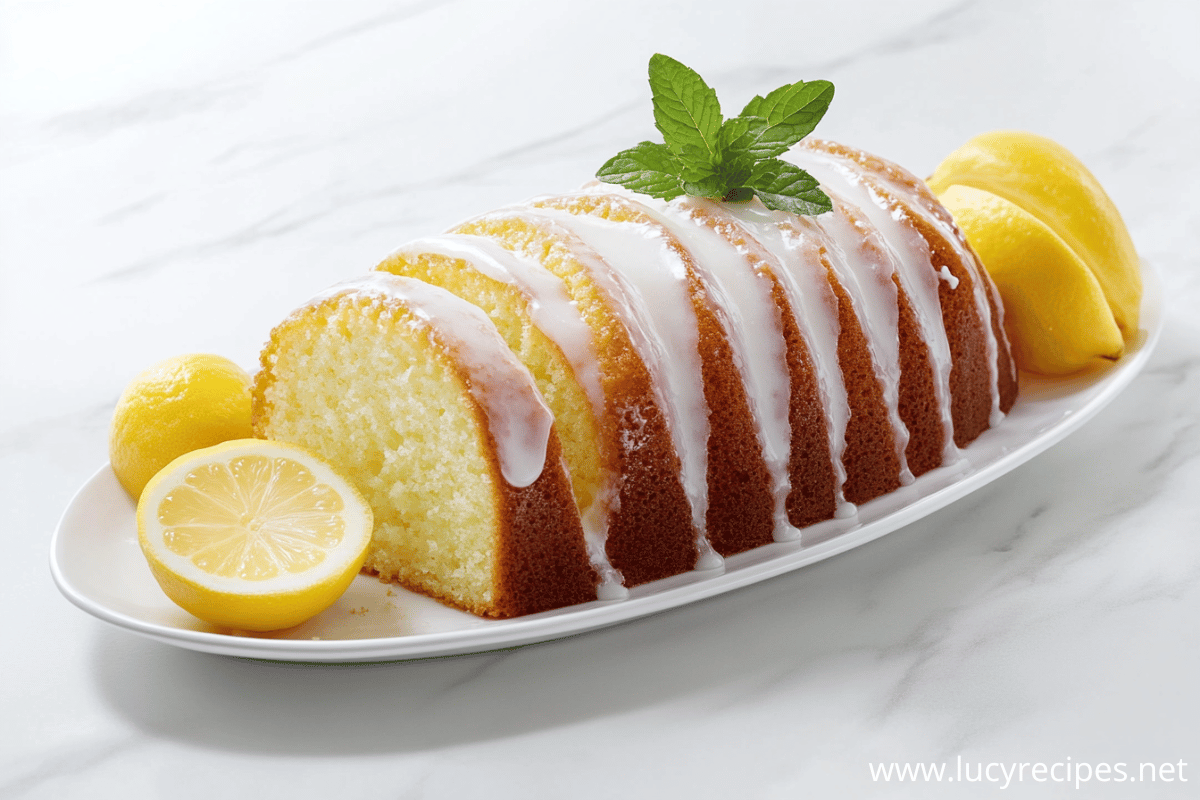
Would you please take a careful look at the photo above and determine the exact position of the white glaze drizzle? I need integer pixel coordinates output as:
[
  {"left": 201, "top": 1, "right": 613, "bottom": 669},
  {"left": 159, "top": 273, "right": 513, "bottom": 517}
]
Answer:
[
  {"left": 723, "top": 200, "right": 856, "bottom": 518},
  {"left": 305, "top": 273, "right": 553, "bottom": 489},
  {"left": 386, "top": 234, "right": 607, "bottom": 433},
  {"left": 938, "top": 266, "right": 960, "bottom": 289},
  {"left": 621, "top": 193, "right": 798, "bottom": 541},
  {"left": 794, "top": 193, "right": 915, "bottom": 484},
  {"left": 518, "top": 206, "right": 721, "bottom": 570},
  {"left": 854, "top": 160, "right": 1011, "bottom": 427},
  {"left": 788, "top": 145, "right": 963, "bottom": 464},
  {"left": 382, "top": 235, "right": 623, "bottom": 595}
]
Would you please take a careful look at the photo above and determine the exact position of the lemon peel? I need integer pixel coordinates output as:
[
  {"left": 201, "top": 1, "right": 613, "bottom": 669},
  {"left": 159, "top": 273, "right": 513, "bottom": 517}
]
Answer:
[
  {"left": 110, "top": 354, "right": 255, "bottom": 500},
  {"left": 137, "top": 439, "right": 373, "bottom": 631}
]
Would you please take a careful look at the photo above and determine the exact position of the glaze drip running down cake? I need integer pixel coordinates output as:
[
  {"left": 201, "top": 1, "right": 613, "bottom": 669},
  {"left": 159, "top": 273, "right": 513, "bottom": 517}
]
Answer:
[{"left": 252, "top": 140, "right": 1018, "bottom": 618}]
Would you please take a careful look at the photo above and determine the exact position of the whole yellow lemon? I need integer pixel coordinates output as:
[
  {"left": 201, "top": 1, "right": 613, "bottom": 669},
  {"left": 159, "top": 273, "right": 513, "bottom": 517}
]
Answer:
[{"left": 109, "top": 354, "right": 254, "bottom": 500}]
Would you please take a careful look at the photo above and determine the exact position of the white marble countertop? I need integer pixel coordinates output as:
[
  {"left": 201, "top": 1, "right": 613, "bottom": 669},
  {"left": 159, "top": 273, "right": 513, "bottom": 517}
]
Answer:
[{"left": 4, "top": 0, "right": 1199, "bottom": 796}]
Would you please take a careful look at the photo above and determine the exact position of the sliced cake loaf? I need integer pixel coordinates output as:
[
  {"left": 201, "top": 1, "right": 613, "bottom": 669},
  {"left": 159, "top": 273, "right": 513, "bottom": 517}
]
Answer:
[{"left": 253, "top": 138, "right": 1019, "bottom": 618}]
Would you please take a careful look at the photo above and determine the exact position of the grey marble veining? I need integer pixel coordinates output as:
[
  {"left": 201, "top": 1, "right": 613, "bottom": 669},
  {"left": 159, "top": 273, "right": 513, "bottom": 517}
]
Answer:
[{"left": 3, "top": 0, "right": 1199, "bottom": 796}]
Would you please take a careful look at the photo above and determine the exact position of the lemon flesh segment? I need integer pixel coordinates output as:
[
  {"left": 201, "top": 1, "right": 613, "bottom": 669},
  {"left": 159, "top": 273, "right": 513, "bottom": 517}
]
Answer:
[
  {"left": 137, "top": 439, "right": 374, "bottom": 631},
  {"left": 928, "top": 131, "right": 1141, "bottom": 337},
  {"left": 110, "top": 354, "right": 255, "bottom": 501},
  {"left": 940, "top": 185, "right": 1123, "bottom": 375}
]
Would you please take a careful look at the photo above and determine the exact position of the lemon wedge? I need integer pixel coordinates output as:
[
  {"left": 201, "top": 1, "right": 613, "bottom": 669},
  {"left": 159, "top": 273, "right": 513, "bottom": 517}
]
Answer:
[
  {"left": 110, "top": 354, "right": 255, "bottom": 501},
  {"left": 940, "top": 185, "right": 1123, "bottom": 375},
  {"left": 137, "top": 439, "right": 373, "bottom": 631},
  {"left": 928, "top": 130, "right": 1141, "bottom": 336}
]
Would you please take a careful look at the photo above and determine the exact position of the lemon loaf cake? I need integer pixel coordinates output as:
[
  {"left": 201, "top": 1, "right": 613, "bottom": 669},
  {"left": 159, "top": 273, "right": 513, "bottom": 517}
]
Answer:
[
  {"left": 256, "top": 138, "right": 1017, "bottom": 616},
  {"left": 252, "top": 273, "right": 598, "bottom": 618}
]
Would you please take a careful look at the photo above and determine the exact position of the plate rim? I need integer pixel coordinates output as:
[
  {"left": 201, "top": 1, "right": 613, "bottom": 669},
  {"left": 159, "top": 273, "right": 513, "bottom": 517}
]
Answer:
[{"left": 50, "top": 261, "right": 1165, "bottom": 662}]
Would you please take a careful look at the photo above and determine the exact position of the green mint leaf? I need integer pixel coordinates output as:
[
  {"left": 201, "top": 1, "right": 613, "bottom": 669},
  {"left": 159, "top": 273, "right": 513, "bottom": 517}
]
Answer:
[
  {"left": 648, "top": 54, "right": 723, "bottom": 172},
  {"left": 717, "top": 116, "right": 756, "bottom": 157},
  {"left": 596, "top": 142, "right": 686, "bottom": 199},
  {"left": 681, "top": 149, "right": 753, "bottom": 198},
  {"left": 597, "top": 55, "right": 835, "bottom": 217},
  {"left": 739, "top": 80, "right": 835, "bottom": 159},
  {"left": 713, "top": 119, "right": 756, "bottom": 190},
  {"left": 745, "top": 159, "right": 833, "bottom": 215},
  {"left": 677, "top": 143, "right": 721, "bottom": 186},
  {"left": 681, "top": 174, "right": 726, "bottom": 198},
  {"left": 719, "top": 153, "right": 755, "bottom": 190}
]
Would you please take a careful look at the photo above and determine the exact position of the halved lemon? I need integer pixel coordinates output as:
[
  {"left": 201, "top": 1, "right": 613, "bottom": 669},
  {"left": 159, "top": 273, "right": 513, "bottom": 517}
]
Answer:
[{"left": 136, "top": 439, "right": 374, "bottom": 631}]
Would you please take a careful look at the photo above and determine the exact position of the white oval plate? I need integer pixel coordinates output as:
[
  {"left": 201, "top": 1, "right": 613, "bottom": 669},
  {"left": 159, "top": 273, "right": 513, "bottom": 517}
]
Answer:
[{"left": 51, "top": 264, "right": 1163, "bottom": 663}]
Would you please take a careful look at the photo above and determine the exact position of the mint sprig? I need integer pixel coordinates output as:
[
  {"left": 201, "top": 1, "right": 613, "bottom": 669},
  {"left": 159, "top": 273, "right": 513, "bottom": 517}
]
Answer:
[{"left": 597, "top": 54, "right": 834, "bottom": 215}]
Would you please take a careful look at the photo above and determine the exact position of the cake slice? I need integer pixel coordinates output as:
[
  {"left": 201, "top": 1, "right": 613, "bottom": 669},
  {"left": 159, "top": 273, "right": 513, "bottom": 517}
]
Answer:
[
  {"left": 374, "top": 234, "right": 624, "bottom": 593},
  {"left": 452, "top": 207, "right": 711, "bottom": 586},
  {"left": 252, "top": 273, "right": 598, "bottom": 618}
]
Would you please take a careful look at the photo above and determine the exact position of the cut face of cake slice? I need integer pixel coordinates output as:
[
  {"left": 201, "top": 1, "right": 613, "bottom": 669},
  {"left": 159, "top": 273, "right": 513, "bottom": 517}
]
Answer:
[
  {"left": 375, "top": 234, "right": 625, "bottom": 595},
  {"left": 252, "top": 273, "right": 598, "bottom": 618}
]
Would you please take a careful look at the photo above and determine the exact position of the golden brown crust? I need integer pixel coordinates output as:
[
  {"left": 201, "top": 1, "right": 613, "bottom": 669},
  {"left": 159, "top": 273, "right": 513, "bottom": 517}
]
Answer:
[
  {"left": 604, "top": 390, "right": 698, "bottom": 585},
  {"left": 894, "top": 276, "right": 945, "bottom": 477},
  {"left": 933, "top": 225, "right": 999, "bottom": 446},
  {"left": 985, "top": 268, "right": 1019, "bottom": 415},
  {"left": 689, "top": 267, "right": 776, "bottom": 556},
  {"left": 492, "top": 432, "right": 599, "bottom": 617},
  {"left": 775, "top": 278, "right": 840, "bottom": 527},
  {"left": 823, "top": 254, "right": 903, "bottom": 505}
]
